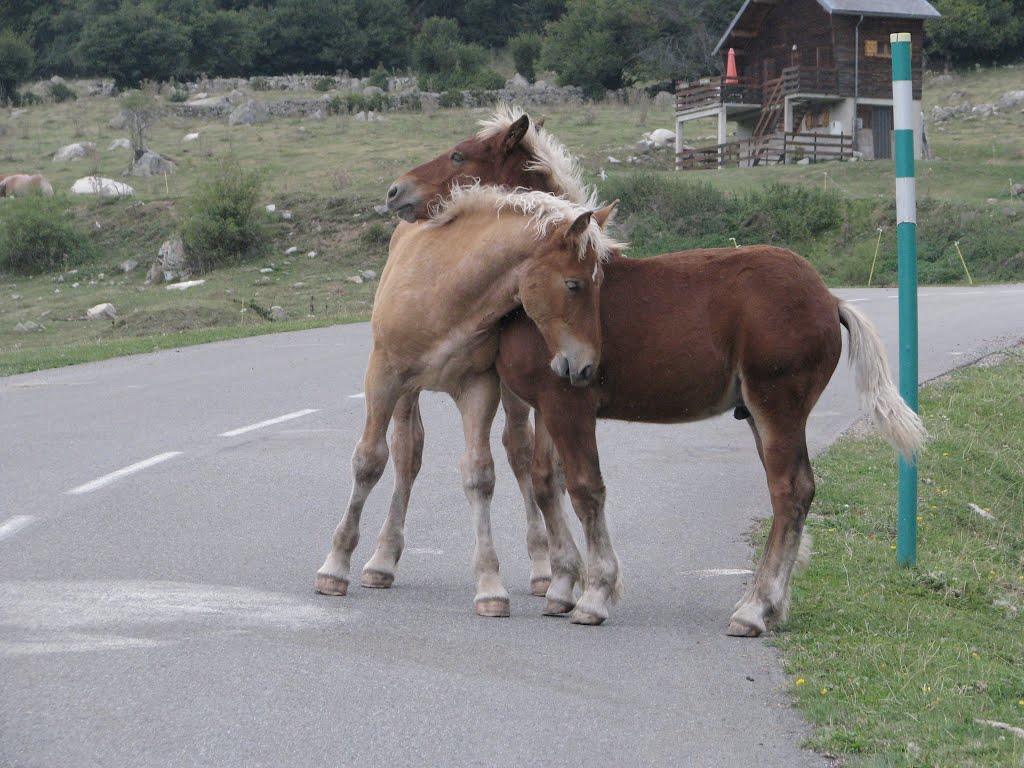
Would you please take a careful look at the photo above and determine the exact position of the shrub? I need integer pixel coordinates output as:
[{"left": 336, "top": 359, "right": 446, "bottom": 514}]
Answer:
[
  {"left": 313, "top": 76, "right": 335, "bottom": 92},
  {"left": 180, "top": 157, "right": 268, "bottom": 273},
  {"left": 359, "top": 221, "right": 393, "bottom": 247},
  {"left": 0, "top": 196, "right": 98, "bottom": 275},
  {"left": 367, "top": 65, "right": 389, "bottom": 91},
  {"left": 508, "top": 32, "right": 542, "bottom": 82},
  {"left": 742, "top": 183, "right": 843, "bottom": 242},
  {"left": 49, "top": 81, "right": 78, "bottom": 103},
  {"left": 439, "top": 90, "right": 463, "bottom": 108},
  {"left": 250, "top": 77, "right": 271, "bottom": 91},
  {"left": 327, "top": 92, "right": 389, "bottom": 115}
]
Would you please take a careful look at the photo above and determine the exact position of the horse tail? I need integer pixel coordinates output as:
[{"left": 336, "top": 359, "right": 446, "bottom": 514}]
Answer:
[{"left": 838, "top": 301, "right": 928, "bottom": 461}]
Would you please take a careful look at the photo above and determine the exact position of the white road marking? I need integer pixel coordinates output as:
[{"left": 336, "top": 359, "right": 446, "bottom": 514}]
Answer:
[
  {"left": 0, "top": 516, "right": 36, "bottom": 543},
  {"left": 348, "top": 393, "right": 365, "bottom": 399},
  {"left": 65, "top": 452, "right": 182, "bottom": 495},
  {"left": 219, "top": 408, "right": 320, "bottom": 437},
  {"left": 680, "top": 568, "right": 754, "bottom": 578}
]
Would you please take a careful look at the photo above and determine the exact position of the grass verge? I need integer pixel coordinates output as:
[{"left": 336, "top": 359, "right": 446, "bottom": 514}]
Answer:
[{"left": 773, "top": 344, "right": 1024, "bottom": 766}]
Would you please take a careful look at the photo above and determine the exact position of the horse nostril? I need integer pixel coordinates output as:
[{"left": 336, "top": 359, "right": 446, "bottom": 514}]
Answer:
[
  {"left": 578, "top": 365, "right": 593, "bottom": 382},
  {"left": 387, "top": 183, "right": 400, "bottom": 200}
]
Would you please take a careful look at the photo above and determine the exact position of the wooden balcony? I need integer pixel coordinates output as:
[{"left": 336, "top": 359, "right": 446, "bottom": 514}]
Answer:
[{"left": 676, "top": 66, "right": 840, "bottom": 116}]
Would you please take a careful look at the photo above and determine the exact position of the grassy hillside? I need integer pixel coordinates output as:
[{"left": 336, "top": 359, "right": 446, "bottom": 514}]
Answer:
[{"left": 1, "top": 65, "right": 1022, "bottom": 374}]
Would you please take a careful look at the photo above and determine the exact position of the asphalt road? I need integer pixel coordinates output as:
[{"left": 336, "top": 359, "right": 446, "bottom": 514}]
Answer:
[{"left": 2, "top": 285, "right": 1022, "bottom": 767}]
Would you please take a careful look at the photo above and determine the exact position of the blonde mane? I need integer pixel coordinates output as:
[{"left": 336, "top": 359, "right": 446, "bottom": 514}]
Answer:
[
  {"left": 427, "top": 183, "right": 625, "bottom": 264},
  {"left": 476, "top": 105, "right": 597, "bottom": 208}
]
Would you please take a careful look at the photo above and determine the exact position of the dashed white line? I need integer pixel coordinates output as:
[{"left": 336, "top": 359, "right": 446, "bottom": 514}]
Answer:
[
  {"left": 680, "top": 568, "right": 754, "bottom": 578},
  {"left": 0, "top": 516, "right": 36, "bottom": 542},
  {"left": 219, "top": 408, "right": 320, "bottom": 438},
  {"left": 66, "top": 452, "right": 182, "bottom": 495},
  {"left": 348, "top": 393, "right": 365, "bottom": 399}
]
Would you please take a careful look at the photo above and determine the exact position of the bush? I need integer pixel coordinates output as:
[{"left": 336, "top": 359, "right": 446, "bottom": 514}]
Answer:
[
  {"left": 439, "top": 90, "right": 464, "bottom": 108},
  {"left": 250, "top": 77, "right": 271, "bottom": 91},
  {"left": 742, "top": 183, "right": 843, "bottom": 242},
  {"left": 313, "top": 76, "right": 335, "bottom": 92},
  {"left": 0, "top": 196, "right": 98, "bottom": 274},
  {"left": 180, "top": 157, "right": 268, "bottom": 273},
  {"left": 366, "top": 65, "right": 389, "bottom": 91},
  {"left": 508, "top": 32, "right": 542, "bottom": 82},
  {"left": 49, "top": 81, "right": 78, "bottom": 103}
]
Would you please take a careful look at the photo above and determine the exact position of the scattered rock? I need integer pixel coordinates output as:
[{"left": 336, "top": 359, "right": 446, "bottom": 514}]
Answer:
[
  {"left": 71, "top": 176, "right": 135, "bottom": 197},
  {"left": 228, "top": 99, "right": 270, "bottom": 126},
  {"left": 996, "top": 90, "right": 1024, "bottom": 110},
  {"left": 53, "top": 142, "right": 96, "bottom": 161},
  {"left": 270, "top": 306, "right": 288, "bottom": 321},
  {"left": 259, "top": 267, "right": 274, "bottom": 273},
  {"left": 128, "top": 150, "right": 176, "bottom": 177},
  {"left": 107, "top": 138, "right": 132, "bottom": 151},
  {"left": 1010, "top": 183, "right": 1024, "bottom": 198},
  {"left": 347, "top": 275, "right": 364, "bottom": 284},
  {"left": 292, "top": 282, "right": 306, "bottom": 289},
  {"left": 86, "top": 302, "right": 117, "bottom": 321},
  {"left": 158, "top": 239, "right": 188, "bottom": 274},
  {"left": 166, "top": 280, "right": 205, "bottom": 291},
  {"left": 306, "top": 251, "right": 317, "bottom": 258},
  {"left": 266, "top": 203, "right": 277, "bottom": 212},
  {"left": 607, "top": 156, "right": 621, "bottom": 164},
  {"left": 284, "top": 246, "right": 299, "bottom": 255},
  {"left": 182, "top": 132, "right": 200, "bottom": 142},
  {"left": 255, "top": 276, "right": 272, "bottom": 285},
  {"left": 145, "top": 262, "right": 164, "bottom": 284},
  {"left": 120, "top": 259, "right": 139, "bottom": 273},
  {"left": 648, "top": 128, "right": 675, "bottom": 147},
  {"left": 373, "top": 204, "right": 389, "bottom": 216},
  {"left": 359, "top": 270, "right": 378, "bottom": 281},
  {"left": 281, "top": 210, "right": 292, "bottom": 220},
  {"left": 968, "top": 503, "right": 996, "bottom": 520},
  {"left": 15, "top": 321, "right": 42, "bottom": 332}
]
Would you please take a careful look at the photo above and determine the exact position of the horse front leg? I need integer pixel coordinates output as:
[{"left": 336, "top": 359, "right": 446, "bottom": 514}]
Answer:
[
  {"left": 538, "top": 400, "right": 621, "bottom": 626},
  {"left": 531, "top": 417, "right": 584, "bottom": 616},
  {"left": 315, "top": 350, "right": 401, "bottom": 596},
  {"left": 361, "top": 391, "right": 425, "bottom": 589},
  {"left": 728, "top": 417, "right": 815, "bottom": 637},
  {"left": 455, "top": 370, "right": 509, "bottom": 617},
  {"left": 500, "top": 382, "right": 552, "bottom": 596}
]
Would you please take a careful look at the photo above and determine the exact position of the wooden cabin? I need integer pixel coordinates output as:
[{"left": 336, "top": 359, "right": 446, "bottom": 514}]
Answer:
[{"left": 674, "top": 0, "right": 940, "bottom": 169}]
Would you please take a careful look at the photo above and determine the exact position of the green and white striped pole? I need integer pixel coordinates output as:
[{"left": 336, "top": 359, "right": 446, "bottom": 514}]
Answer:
[{"left": 891, "top": 32, "right": 919, "bottom": 567}]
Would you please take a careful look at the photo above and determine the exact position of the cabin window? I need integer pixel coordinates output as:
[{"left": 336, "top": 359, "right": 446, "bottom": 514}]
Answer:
[
  {"left": 865, "top": 39, "right": 891, "bottom": 58},
  {"left": 805, "top": 110, "right": 831, "bottom": 130}
]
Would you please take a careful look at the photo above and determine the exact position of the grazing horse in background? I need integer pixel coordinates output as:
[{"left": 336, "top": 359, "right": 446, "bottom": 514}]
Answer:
[
  {"left": 315, "top": 184, "right": 620, "bottom": 615},
  {"left": 316, "top": 106, "right": 595, "bottom": 608},
  {"left": 0, "top": 174, "right": 54, "bottom": 197},
  {"left": 496, "top": 246, "right": 926, "bottom": 632}
]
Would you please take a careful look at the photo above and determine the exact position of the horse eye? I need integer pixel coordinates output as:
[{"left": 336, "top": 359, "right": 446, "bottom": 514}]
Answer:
[
  {"left": 451, "top": 152, "right": 465, "bottom": 164},
  {"left": 565, "top": 279, "right": 582, "bottom": 295}
]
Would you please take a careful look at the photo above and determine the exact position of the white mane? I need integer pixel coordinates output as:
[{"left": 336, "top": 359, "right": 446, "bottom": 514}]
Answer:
[
  {"left": 476, "top": 105, "right": 598, "bottom": 208},
  {"left": 427, "top": 183, "right": 624, "bottom": 264}
]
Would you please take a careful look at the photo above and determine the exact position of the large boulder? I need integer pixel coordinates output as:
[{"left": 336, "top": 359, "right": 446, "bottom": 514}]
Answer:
[
  {"left": 127, "top": 150, "right": 176, "bottom": 177},
  {"left": 71, "top": 176, "right": 135, "bottom": 197},
  {"left": 996, "top": 90, "right": 1024, "bottom": 110},
  {"left": 648, "top": 128, "right": 676, "bottom": 147},
  {"left": 158, "top": 239, "right": 188, "bottom": 274},
  {"left": 228, "top": 99, "right": 270, "bottom": 126},
  {"left": 53, "top": 142, "right": 96, "bottom": 161}
]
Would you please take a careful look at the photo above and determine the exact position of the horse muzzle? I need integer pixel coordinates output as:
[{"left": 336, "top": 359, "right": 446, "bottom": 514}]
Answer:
[
  {"left": 550, "top": 354, "right": 596, "bottom": 388},
  {"left": 385, "top": 181, "right": 421, "bottom": 222}
]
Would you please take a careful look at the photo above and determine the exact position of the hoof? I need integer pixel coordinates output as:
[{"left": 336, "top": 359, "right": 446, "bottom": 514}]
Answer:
[
  {"left": 474, "top": 597, "right": 511, "bottom": 618},
  {"left": 530, "top": 576, "right": 552, "bottom": 597},
  {"left": 542, "top": 597, "right": 575, "bottom": 616},
  {"left": 314, "top": 573, "right": 349, "bottom": 596},
  {"left": 361, "top": 568, "right": 395, "bottom": 589},
  {"left": 726, "top": 618, "right": 765, "bottom": 637},
  {"left": 569, "top": 607, "right": 606, "bottom": 626}
]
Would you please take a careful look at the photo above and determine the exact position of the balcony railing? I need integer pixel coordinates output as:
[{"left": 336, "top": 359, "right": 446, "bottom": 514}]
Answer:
[{"left": 676, "top": 66, "right": 840, "bottom": 115}]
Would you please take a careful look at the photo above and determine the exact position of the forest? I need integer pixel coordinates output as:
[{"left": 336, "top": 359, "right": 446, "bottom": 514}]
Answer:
[{"left": 1, "top": 0, "right": 1023, "bottom": 100}]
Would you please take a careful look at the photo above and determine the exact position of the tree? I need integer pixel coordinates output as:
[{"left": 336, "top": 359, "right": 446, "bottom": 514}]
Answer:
[
  {"left": 121, "top": 89, "right": 161, "bottom": 161},
  {"left": 0, "top": 30, "right": 35, "bottom": 105},
  {"left": 74, "top": 3, "right": 191, "bottom": 88},
  {"left": 926, "top": 0, "right": 1024, "bottom": 67},
  {"left": 188, "top": 9, "right": 257, "bottom": 77},
  {"left": 508, "top": 32, "right": 543, "bottom": 81},
  {"left": 540, "top": 0, "right": 649, "bottom": 97},
  {"left": 257, "top": 0, "right": 366, "bottom": 74}
]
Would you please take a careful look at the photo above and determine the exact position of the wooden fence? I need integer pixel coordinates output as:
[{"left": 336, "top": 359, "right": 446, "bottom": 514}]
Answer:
[{"left": 676, "top": 132, "right": 853, "bottom": 170}]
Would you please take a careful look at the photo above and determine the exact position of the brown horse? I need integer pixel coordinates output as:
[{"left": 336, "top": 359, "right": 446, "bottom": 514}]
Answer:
[
  {"left": 496, "top": 247, "right": 926, "bottom": 633},
  {"left": 382, "top": 110, "right": 925, "bottom": 635},
  {"left": 316, "top": 107, "right": 596, "bottom": 610},
  {"left": 0, "top": 174, "right": 54, "bottom": 197},
  {"left": 314, "top": 183, "right": 619, "bottom": 615}
]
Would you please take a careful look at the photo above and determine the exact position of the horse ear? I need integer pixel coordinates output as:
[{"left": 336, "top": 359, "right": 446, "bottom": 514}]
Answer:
[
  {"left": 565, "top": 210, "right": 593, "bottom": 242},
  {"left": 534, "top": 115, "right": 546, "bottom": 130},
  {"left": 502, "top": 114, "right": 530, "bottom": 154},
  {"left": 594, "top": 199, "right": 619, "bottom": 229}
]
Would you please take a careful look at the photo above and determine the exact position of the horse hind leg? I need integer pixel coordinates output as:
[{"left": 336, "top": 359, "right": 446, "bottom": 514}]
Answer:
[
  {"left": 361, "top": 391, "right": 425, "bottom": 589},
  {"left": 315, "top": 352, "right": 399, "bottom": 596},
  {"left": 728, "top": 414, "right": 815, "bottom": 637},
  {"left": 500, "top": 382, "right": 552, "bottom": 596}
]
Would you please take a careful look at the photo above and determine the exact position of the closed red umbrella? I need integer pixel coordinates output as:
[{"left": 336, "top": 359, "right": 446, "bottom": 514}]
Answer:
[{"left": 725, "top": 47, "right": 738, "bottom": 84}]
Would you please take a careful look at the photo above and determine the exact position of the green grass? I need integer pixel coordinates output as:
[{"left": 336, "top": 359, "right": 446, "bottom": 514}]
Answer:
[{"left": 772, "top": 346, "right": 1024, "bottom": 767}]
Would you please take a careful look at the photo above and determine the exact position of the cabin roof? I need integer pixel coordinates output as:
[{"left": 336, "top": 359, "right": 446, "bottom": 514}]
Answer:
[{"left": 715, "top": 0, "right": 941, "bottom": 54}]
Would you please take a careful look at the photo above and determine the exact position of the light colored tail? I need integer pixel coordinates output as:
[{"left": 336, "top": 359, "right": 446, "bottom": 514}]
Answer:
[{"left": 838, "top": 302, "right": 928, "bottom": 461}]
